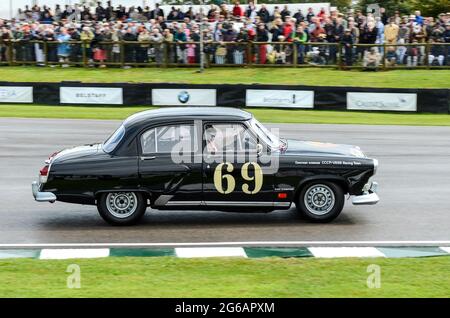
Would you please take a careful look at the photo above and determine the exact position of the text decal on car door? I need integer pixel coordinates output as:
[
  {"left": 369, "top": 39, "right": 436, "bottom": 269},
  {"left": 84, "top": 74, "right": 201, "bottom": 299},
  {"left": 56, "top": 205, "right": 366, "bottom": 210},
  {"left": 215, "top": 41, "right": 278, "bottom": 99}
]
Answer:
[{"left": 214, "top": 162, "right": 263, "bottom": 194}]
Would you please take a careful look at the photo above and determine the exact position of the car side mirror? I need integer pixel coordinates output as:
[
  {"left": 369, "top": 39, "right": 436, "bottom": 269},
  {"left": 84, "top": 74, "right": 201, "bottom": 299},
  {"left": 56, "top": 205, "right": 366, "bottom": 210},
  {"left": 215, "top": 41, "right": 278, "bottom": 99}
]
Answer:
[{"left": 256, "top": 144, "right": 264, "bottom": 157}]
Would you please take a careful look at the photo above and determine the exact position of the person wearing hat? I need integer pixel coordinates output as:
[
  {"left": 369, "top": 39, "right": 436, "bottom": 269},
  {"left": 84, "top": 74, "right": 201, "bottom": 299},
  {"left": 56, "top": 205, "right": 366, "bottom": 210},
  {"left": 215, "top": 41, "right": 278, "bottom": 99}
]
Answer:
[
  {"left": 396, "top": 21, "right": 409, "bottom": 64},
  {"left": 80, "top": 26, "right": 94, "bottom": 64},
  {"left": 341, "top": 28, "right": 354, "bottom": 66}
]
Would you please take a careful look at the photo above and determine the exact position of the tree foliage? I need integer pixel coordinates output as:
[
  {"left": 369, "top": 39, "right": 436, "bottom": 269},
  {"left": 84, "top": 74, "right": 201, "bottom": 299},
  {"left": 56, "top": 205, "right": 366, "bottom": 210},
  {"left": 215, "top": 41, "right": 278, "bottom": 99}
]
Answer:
[
  {"left": 356, "top": 0, "right": 449, "bottom": 17},
  {"left": 409, "top": 0, "right": 450, "bottom": 18}
]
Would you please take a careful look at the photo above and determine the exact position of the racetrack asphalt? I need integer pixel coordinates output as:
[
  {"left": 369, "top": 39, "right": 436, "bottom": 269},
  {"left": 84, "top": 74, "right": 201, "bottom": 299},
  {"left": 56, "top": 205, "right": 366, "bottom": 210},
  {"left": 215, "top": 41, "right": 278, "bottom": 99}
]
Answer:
[{"left": 1, "top": 117, "right": 449, "bottom": 245}]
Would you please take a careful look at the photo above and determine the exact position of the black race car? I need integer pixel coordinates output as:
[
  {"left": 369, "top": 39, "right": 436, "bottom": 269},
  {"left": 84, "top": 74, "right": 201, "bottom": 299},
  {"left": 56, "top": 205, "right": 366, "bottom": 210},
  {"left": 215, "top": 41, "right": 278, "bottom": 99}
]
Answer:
[{"left": 32, "top": 107, "right": 379, "bottom": 225}]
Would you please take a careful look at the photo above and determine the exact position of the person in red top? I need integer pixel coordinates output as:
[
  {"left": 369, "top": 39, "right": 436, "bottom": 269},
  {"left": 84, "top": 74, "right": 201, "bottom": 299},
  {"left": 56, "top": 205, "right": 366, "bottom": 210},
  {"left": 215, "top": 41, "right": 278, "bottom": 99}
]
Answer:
[
  {"left": 232, "top": 2, "right": 243, "bottom": 18},
  {"left": 310, "top": 21, "right": 325, "bottom": 42},
  {"left": 317, "top": 7, "right": 327, "bottom": 22},
  {"left": 282, "top": 21, "right": 294, "bottom": 42}
]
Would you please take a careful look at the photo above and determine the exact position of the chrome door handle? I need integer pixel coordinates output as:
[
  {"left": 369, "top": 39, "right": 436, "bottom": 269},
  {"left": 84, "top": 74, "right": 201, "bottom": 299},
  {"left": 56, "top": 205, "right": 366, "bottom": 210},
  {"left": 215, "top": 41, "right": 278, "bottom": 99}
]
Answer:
[{"left": 140, "top": 156, "right": 156, "bottom": 161}]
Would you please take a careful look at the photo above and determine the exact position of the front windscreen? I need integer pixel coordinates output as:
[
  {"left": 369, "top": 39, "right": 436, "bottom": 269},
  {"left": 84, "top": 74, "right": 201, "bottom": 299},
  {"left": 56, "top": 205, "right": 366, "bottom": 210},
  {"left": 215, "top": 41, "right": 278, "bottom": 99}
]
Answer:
[
  {"left": 249, "top": 118, "right": 280, "bottom": 149},
  {"left": 102, "top": 125, "right": 125, "bottom": 153}
]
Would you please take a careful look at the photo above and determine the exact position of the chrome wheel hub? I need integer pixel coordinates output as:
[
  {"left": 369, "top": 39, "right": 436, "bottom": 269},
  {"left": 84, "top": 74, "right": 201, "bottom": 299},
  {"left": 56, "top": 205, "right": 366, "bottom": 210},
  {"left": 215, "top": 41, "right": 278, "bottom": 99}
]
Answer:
[
  {"left": 304, "top": 184, "right": 335, "bottom": 216},
  {"left": 106, "top": 192, "right": 138, "bottom": 219}
]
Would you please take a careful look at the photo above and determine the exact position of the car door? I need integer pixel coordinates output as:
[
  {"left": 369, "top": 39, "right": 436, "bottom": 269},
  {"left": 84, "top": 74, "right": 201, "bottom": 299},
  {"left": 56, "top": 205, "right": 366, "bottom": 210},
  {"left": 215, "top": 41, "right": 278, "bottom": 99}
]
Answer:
[
  {"left": 138, "top": 121, "right": 203, "bottom": 207},
  {"left": 202, "top": 121, "right": 275, "bottom": 208}
]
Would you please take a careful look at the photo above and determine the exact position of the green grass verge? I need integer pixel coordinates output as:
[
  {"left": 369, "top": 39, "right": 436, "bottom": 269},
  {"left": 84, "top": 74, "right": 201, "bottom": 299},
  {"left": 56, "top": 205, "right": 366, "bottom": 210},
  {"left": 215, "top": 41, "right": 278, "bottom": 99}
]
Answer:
[
  {"left": 0, "top": 67, "right": 449, "bottom": 88},
  {"left": 0, "top": 256, "right": 448, "bottom": 297},
  {"left": 1, "top": 105, "right": 450, "bottom": 126}
]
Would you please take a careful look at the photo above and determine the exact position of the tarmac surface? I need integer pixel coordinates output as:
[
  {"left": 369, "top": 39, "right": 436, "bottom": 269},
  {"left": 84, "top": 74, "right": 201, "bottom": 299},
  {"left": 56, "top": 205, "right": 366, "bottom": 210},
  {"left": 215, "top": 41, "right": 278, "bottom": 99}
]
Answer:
[{"left": 1, "top": 117, "right": 449, "bottom": 245}]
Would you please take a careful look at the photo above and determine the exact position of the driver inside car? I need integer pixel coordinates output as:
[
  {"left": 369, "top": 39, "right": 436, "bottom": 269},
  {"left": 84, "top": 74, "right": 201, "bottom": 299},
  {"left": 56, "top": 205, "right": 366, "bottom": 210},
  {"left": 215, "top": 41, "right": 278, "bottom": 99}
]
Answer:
[{"left": 205, "top": 126, "right": 218, "bottom": 154}]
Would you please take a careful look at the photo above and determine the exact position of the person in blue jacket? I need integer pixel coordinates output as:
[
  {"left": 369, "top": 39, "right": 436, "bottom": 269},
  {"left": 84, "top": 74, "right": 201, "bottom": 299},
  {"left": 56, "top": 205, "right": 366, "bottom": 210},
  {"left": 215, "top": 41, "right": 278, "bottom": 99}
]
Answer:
[{"left": 56, "top": 28, "right": 71, "bottom": 66}]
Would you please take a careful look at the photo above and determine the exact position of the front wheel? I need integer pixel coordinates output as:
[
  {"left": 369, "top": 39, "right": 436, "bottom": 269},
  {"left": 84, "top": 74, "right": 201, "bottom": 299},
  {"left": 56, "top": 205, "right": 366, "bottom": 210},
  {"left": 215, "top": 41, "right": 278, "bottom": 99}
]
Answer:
[
  {"left": 296, "top": 181, "right": 345, "bottom": 223},
  {"left": 97, "top": 192, "right": 147, "bottom": 225}
]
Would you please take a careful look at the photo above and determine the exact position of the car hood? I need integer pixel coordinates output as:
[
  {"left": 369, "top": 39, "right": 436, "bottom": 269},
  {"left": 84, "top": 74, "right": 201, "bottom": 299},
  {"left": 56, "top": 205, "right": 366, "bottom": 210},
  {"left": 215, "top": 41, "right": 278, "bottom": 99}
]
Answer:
[
  {"left": 284, "top": 139, "right": 366, "bottom": 158},
  {"left": 52, "top": 144, "right": 101, "bottom": 163}
]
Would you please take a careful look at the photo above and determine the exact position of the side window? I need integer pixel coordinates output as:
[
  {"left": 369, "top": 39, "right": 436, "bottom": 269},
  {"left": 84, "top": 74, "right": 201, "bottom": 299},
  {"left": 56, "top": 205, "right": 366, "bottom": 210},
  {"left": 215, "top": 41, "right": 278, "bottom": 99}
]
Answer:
[
  {"left": 141, "top": 124, "right": 194, "bottom": 154},
  {"left": 204, "top": 123, "right": 257, "bottom": 154}
]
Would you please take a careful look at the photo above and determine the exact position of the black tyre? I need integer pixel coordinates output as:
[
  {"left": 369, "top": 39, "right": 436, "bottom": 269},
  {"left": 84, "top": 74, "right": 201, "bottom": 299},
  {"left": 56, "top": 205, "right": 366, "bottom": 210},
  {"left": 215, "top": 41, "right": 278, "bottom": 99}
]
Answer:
[
  {"left": 296, "top": 181, "right": 345, "bottom": 223},
  {"left": 97, "top": 191, "right": 147, "bottom": 225}
]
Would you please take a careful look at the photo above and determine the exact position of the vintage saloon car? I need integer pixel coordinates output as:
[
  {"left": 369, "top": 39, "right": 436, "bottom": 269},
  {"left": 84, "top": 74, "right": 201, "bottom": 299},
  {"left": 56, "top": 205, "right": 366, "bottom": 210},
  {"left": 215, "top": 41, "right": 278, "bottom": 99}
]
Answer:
[{"left": 32, "top": 107, "right": 379, "bottom": 225}]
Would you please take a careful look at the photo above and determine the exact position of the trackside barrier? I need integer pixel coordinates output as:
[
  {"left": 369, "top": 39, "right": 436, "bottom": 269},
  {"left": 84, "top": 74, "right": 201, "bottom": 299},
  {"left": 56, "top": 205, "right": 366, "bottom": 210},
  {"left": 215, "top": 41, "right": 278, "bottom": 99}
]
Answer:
[{"left": 0, "top": 82, "right": 448, "bottom": 114}]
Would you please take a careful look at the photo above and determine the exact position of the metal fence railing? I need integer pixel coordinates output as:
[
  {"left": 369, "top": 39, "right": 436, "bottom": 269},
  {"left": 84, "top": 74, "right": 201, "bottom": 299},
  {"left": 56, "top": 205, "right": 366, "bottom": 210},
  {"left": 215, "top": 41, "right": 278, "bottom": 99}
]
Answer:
[{"left": 0, "top": 40, "right": 449, "bottom": 69}]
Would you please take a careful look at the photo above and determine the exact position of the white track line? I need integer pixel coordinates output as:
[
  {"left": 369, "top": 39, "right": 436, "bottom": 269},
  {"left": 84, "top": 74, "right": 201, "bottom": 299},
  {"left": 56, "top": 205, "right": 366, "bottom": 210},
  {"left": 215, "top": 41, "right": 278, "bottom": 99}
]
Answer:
[
  {"left": 175, "top": 247, "right": 247, "bottom": 258},
  {"left": 439, "top": 247, "right": 450, "bottom": 253},
  {"left": 308, "top": 247, "right": 386, "bottom": 258},
  {"left": 39, "top": 248, "right": 110, "bottom": 260},
  {"left": 0, "top": 241, "right": 449, "bottom": 248}
]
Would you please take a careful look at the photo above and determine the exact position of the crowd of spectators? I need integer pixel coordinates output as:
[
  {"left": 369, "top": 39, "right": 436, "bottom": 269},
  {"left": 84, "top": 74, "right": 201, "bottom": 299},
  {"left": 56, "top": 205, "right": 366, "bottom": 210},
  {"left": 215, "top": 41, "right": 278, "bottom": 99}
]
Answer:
[{"left": 0, "top": 1, "right": 449, "bottom": 68}]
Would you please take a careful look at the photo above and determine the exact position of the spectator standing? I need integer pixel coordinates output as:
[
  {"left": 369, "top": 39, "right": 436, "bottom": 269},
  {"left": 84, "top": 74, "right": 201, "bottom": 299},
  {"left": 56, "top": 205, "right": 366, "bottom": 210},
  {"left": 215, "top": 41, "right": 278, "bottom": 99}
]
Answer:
[
  {"left": 92, "top": 28, "right": 107, "bottom": 67},
  {"left": 397, "top": 21, "right": 409, "bottom": 63},
  {"left": 57, "top": 27, "right": 71, "bottom": 67},
  {"left": 44, "top": 28, "right": 58, "bottom": 64},
  {"left": 246, "top": 2, "right": 257, "bottom": 22},
  {"left": 270, "top": 18, "right": 283, "bottom": 42},
  {"left": 122, "top": 28, "right": 137, "bottom": 67},
  {"left": 111, "top": 27, "right": 122, "bottom": 64},
  {"left": 384, "top": 18, "right": 399, "bottom": 45},
  {"left": 150, "top": 28, "right": 164, "bottom": 65},
  {"left": 137, "top": 27, "right": 151, "bottom": 64},
  {"left": 233, "top": 2, "right": 244, "bottom": 19},
  {"left": 0, "top": 27, "right": 12, "bottom": 62},
  {"left": 406, "top": 39, "right": 419, "bottom": 67},
  {"left": 151, "top": 4, "right": 165, "bottom": 20},
  {"left": 257, "top": 5, "right": 270, "bottom": 24},
  {"left": 306, "top": 8, "right": 315, "bottom": 23},
  {"left": 281, "top": 5, "right": 291, "bottom": 22},
  {"left": 80, "top": 26, "right": 94, "bottom": 64},
  {"left": 341, "top": 28, "right": 353, "bottom": 66},
  {"left": 175, "top": 26, "right": 187, "bottom": 63},
  {"left": 256, "top": 23, "right": 269, "bottom": 64},
  {"left": 294, "top": 9, "right": 304, "bottom": 23},
  {"left": 292, "top": 25, "right": 307, "bottom": 64},
  {"left": 234, "top": 27, "right": 248, "bottom": 64},
  {"left": 68, "top": 27, "right": 81, "bottom": 64}
]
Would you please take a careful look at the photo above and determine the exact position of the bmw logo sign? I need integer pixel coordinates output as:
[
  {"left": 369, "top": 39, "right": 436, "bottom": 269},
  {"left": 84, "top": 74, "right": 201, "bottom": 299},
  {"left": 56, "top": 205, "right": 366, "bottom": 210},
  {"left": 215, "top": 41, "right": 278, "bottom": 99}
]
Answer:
[{"left": 178, "top": 91, "right": 190, "bottom": 104}]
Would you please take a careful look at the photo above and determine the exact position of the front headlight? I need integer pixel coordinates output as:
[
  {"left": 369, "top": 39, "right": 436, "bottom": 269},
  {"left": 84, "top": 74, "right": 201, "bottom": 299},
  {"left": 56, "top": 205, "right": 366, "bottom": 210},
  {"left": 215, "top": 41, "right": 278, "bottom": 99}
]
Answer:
[
  {"left": 372, "top": 159, "right": 378, "bottom": 175},
  {"left": 350, "top": 147, "right": 366, "bottom": 158}
]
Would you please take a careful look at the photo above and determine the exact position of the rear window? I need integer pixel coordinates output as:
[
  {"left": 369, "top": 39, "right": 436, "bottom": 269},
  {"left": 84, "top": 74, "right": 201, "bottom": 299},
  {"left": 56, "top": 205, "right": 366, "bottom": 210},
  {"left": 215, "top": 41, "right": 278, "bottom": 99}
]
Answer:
[{"left": 102, "top": 125, "right": 125, "bottom": 153}]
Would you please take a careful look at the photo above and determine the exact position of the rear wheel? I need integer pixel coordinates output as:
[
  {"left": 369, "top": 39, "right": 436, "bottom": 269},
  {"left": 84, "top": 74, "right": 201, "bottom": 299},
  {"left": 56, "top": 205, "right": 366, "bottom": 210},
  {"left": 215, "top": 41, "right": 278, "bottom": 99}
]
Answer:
[
  {"left": 97, "top": 192, "right": 146, "bottom": 225},
  {"left": 296, "top": 181, "right": 344, "bottom": 223}
]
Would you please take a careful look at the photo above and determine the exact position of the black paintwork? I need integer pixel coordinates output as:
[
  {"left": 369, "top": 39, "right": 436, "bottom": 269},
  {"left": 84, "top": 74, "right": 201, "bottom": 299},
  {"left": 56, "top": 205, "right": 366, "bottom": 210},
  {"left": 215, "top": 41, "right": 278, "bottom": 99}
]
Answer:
[{"left": 40, "top": 107, "right": 377, "bottom": 211}]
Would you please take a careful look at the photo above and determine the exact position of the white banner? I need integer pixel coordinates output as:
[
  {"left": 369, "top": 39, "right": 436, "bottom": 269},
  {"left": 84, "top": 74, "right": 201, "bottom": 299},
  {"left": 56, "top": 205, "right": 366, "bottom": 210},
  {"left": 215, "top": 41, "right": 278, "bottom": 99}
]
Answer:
[
  {"left": 0, "top": 86, "right": 33, "bottom": 103},
  {"left": 60, "top": 87, "right": 123, "bottom": 105},
  {"left": 246, "top": 90, "right": 314, "bottom": 108},
  {"left": 152, "top": 89, "right": 217, "bottom": 106},
  {"left": 347, "top": 92, "right": 417, "bottom": 112}
]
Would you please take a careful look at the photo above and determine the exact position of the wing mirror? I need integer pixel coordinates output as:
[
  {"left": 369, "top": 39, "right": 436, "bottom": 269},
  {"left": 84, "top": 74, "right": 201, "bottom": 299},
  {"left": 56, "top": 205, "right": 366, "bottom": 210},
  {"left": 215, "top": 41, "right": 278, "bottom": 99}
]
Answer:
[{"left": 256, "top": 144, "right": 264, "bottom": 157}]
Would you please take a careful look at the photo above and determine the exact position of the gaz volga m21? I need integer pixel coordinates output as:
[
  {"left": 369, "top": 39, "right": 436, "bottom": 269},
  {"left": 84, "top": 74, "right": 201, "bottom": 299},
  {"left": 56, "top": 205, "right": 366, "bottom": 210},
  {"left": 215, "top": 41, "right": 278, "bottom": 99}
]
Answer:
[{"left": 32, "top": 107, "right": 379, "bottom": 225}]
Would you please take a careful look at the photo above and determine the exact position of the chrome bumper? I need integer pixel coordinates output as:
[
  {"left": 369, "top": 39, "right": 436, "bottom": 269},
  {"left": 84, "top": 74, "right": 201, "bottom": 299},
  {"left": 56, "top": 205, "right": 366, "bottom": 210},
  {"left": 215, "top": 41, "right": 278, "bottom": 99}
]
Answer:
[
  {"left": 32, "top": 181, "right": 57, "bottom": 202},
  {"left": 352, "top": 181, "right": 379, "bottom": 205}
]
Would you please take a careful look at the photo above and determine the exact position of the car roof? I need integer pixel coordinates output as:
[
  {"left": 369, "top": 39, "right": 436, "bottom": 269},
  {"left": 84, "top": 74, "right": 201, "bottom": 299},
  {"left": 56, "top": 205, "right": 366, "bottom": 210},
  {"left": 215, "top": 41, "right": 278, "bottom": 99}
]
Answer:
[{"left": 123, "top": 107, "right": 253, "bottom": 128}]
